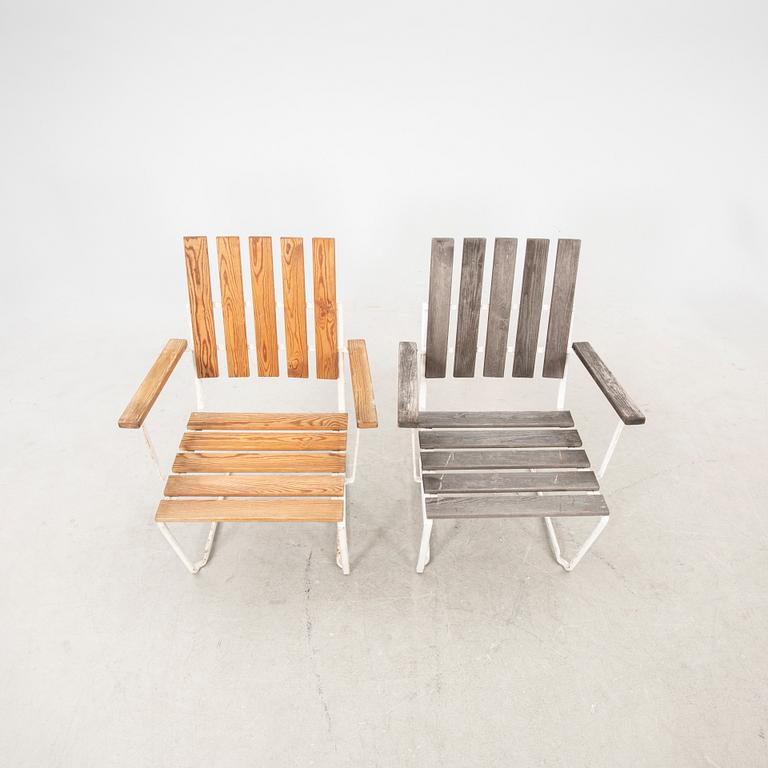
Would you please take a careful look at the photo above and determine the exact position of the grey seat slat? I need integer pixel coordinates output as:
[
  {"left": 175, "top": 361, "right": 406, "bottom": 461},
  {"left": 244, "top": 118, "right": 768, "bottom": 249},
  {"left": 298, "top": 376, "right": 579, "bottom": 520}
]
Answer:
[
  {"left": 425, "top": 494, "right": 609, "bottom": 519},
  {"left": 419, "top": 429, "right": 581, "bottom": 449},
  {"left": 416, "top": 410, "right": 574, "bottom": 428},
  {"left": 422, "top": 471, "right": 598, "bottom": 494},
  {"left": 420, "top": 448, "right": 590, "bottom": 470}
]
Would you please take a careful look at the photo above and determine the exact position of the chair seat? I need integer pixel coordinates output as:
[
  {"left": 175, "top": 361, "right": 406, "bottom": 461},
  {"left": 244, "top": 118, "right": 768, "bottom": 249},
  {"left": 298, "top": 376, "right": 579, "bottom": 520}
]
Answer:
[
  {"left": 418, "top": 410, "right": 608, "bottom": 520},
  {"left": 156, "top": 412, "right": 347, "bottom": 523}
]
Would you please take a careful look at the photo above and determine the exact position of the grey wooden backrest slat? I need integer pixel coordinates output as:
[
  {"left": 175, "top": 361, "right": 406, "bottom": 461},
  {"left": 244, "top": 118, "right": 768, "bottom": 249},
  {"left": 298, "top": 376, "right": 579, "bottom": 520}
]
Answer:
[
  {"left": 483, "top": 238, "right": 517, "bottom": 377},
  {"left": 512, "top": 238, "right": 549, "bottom": 378},
  {"left": 425, "top": 238, "right": 455, "bottom": 378},
  {"left": 453, "top": 238, "right": 486, "bottom": 377},
  {"left": 543, "top": 239, "right": 580, "bottom": 378}
]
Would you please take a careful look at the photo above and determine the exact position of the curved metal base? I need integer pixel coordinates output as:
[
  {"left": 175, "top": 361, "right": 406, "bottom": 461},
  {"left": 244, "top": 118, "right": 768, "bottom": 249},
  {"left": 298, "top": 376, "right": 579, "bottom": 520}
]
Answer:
[
  {"left": 544, "top": 515, "right": 609, "bottom": 572},
  {"left": 157, "top": 521, "right": 218, "bottom": 574}
]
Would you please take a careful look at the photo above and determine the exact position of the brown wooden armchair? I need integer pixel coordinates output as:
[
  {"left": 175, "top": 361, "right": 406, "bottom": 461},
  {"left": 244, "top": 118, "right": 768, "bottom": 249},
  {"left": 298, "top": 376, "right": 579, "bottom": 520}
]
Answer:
[
  {"left": 119, "top": 236, "right": 377, "bottom": 575},
  {"left": 398, "top": 237, "right": 645, "bottom": 572}
]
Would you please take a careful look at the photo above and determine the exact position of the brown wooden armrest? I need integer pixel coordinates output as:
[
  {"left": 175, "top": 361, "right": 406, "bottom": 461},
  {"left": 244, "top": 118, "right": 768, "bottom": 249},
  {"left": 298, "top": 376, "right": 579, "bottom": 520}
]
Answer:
[
  {"left": 398, "top": 341, "right": 419, "bottom": 427},
  {"left": 572, "top": 341, "right": 645, "bottom": 425},
  {"left": 118, "top": 339, "right": 188, "bottom": 429},
  {"left": 346, "top": 339, "right": 378, "bottom": 429}
]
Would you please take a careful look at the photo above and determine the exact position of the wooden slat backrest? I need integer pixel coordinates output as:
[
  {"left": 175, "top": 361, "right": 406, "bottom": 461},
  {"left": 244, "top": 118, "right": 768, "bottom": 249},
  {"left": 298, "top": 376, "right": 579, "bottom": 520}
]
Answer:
[
  {"left": 483, "top": 238, "right": 517, "bottom": 377},
  {"left": 453, "top": 238, "right": 486, "bottom": 377},
  {"left": 248, "top": 236, "right": 280, "bottom": 376},
  {"left": 280, "top": 237, "right": 309, "bottom": 378},
  {"left": 425, "top": 238, "right": 455, "bottom": 378},
  {"left": 511, "top": 238, "right": 550, "bottom": 378},
  {"left": 183, "top": 236, "right": 219, "bottom": 378},
  {"left": 312, "top": 238, "right": 339, "bottom": 379},
  {"left": 543, "top": 239, "right": 580, "bottom": 378},
  {"left": 216, "top": 236, "right": 250, "bottom": 377}
]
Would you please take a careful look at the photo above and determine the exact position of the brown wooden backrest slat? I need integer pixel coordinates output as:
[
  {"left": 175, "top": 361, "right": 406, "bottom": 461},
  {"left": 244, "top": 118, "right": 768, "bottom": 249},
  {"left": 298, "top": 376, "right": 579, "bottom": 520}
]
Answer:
[
  {"left": 216, "top": 236, "right": 250, "bottom": 377},
  {"left": 312, "top": 238, "right": 339, "bottom": 379},
  {"left": 248, "top": 237, "right": 280, "bottom": 377},
  {"left": 183, "top": 236, "right": 219, "bottom": 378},
  {"left": 453, "top": 238, "right": 486, "bottom": 377},
  {"left": 483, "top": 238, "right": 518, "bottom": 377},
  {"left": 543, "top": 239, "right": 580, "bottom": 379},
  {"left": 512, "top": 238, "right": 549, "bottom": 378},
  {"left": 425, "top": 238, "right": 455, "bottom": 378},
  {"left": 280, "top": 237, "right": 309, "bottom": 378}
]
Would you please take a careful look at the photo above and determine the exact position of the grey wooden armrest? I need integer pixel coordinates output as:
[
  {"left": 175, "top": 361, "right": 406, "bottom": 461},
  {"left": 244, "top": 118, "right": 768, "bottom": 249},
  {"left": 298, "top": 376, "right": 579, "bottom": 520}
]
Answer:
[
  {"left": 571, "top": 341, "right": 645, "bottom": 425},
  {"left": 118, "top": 339, "right": 188, "bottom": 428},
  {"left": 398, "top": 342, "right": 419, "bottom": 427}
]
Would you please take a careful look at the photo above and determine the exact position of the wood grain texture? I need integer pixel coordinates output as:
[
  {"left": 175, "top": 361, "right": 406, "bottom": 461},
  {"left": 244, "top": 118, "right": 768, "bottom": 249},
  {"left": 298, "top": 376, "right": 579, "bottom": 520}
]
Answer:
[
  {"left": 572, "top": 341, "right": 646, "bottom": 425},
  {"left": 183, "top": 236, "right": 219, "bottom": 378},
  {"left": 426, "top": 494, "right": 609, "bottom": 519},
  {"left": 180, "top": 431, "right": 347, "bottom": 451},
  {"left": 164, "top": 474, "right": 344, "bottom": 497},
  {"left": 216, "top": 236, "right": 250, "bottom": 377},
  {"left": 419, "top": 429, "right": 581, "bottom": 449},
  {"left": 312, "top": 238, "right": 339, "bottom": 379},
  {"left": 543, "top": 239, "right": 580, "bottom": 378},
  {"left": 420, "top": 448, "right": 590, "bottom": 471},
  {"left": 156, "top": 498, "right": 343, "bottom": 523},
  {"left": 398, "top": 341, "right": 419, "bottom": 427},
  {"left": 453, "top": 237, "right": 486, "bottom": 377},
  {"left": 512, "top": 238, "right": 549, "bottom": 378},
  {"left": 187, "top": 412, "right": 348, "bottom": 431},
  {"left": 425, "top": 238, "right": 454, "bottom": 378},
  {"left": 249, "top": 236, "right": 280, "bottom": 376},
  {"left": 347, "top": 339, "right": 378, "bottom": 428},
  {"left": 280, "top": 237, "right": 309, "bottom": 378},
  {"left": 172, "top": 452, "right": 346, "bottom": 474},
  {"left": 422, "top": 470, "right": 598, "bottom": 494},
  {"left": 415, "top": 410, "right": 574, "bottom": 428},
  {"left": 483, "top": 238, "right": 517, "bottom": 377},
  {"left": 118, "top": 339, "right": 188, "bottom": 428}
]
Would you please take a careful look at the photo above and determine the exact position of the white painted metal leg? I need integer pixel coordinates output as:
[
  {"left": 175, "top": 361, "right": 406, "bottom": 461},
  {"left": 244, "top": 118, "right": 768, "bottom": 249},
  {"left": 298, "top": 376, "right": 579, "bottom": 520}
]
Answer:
[
  {"left": 544, "top": 515, "right": 609, "bottom": 572},
  {"left": 156, "top": 521, "right": 219, "bottom": 574},
  {"left": 345, "top": 428, "right": 360, "bottom": 485},
  {"left": 141, "top": 425, "right": 164, "bottom": 482},
  {"left": 556, "top": 355, "right": 569, "bottom": 410},
  {"left": 411, "top": 428, "right": 421, "bottom": 482},
  {"left": 336, "top": 495, "right": 350, "bottom": 574},
  {"left": 598, "top": 421, "right": 624, "bottom": 479},
  {"left": 416, "top": 518, "right": 433, "bottom": 573}
]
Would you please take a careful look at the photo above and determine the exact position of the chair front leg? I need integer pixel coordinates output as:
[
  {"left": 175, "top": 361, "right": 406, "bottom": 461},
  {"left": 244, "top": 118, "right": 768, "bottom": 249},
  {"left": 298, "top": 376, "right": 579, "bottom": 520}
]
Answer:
[
  {"left": 156, "top": 522, "right": 219, "bottom": 574},
  {"left": 543, "top": 515, "right": 610, "bottom": 572}
]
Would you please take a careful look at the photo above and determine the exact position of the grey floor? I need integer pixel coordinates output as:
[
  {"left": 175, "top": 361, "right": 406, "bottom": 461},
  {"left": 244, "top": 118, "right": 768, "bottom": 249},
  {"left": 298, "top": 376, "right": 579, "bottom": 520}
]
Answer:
[{"left": 1, "top": 289, "right": 766, "bottom": 767}]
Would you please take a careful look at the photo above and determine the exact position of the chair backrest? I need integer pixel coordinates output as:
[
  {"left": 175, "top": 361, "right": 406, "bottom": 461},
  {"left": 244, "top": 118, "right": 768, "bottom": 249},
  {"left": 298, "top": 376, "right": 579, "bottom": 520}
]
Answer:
[
  {"left": 183, "top": 236, "right": 339, "bottom": 380},
  {"left": 425, "top": 237, "right": 580, "bottom": 380}
]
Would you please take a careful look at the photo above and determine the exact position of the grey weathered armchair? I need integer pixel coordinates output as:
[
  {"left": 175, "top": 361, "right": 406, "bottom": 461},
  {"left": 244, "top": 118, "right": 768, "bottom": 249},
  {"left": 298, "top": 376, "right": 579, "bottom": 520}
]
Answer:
[{"left": 398, "top": 237, "right": 645, "bottom": 572}]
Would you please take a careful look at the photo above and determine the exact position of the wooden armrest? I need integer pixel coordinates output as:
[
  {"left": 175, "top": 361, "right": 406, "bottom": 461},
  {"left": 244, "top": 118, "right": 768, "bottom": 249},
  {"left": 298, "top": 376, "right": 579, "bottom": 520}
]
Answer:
[
  {"left": 118, "top": 339, "right": 188, "bottom": 429},
  {"left": 572, "top": 342, "right": 645, "bottom": 425},
  {"left": 398, "top": 341, "right": 419, "bottom": 427},
  {"left": 346, "top": 339, "right": 378, "bottom": 429}
]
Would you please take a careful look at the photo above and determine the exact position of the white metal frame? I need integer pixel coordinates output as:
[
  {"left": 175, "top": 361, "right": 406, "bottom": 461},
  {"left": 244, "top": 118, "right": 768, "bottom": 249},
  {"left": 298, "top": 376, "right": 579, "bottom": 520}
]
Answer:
[
  {"left": 138, "top": 303, "right": 361, "bottom": 576},
  {"left": 411, "top": 298, "right": 628, "bottom": 573}
]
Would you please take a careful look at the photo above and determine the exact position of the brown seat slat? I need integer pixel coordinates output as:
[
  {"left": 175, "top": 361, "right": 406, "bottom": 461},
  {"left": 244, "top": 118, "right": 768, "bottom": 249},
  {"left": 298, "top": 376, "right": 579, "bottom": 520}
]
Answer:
[
  {"left": 249, "top": 236, "right": 280, "bottom": 376},
  {"left": 164, "top": 474, "right": 344, "bottom": 497},
  {"left": 156, "top": 499, "right": 343, "bottom": 523},
  {"left": 426, "top": 494, "right": 609, "bottom": 519},
  {"left": 416, "top": 410, "right": 574, "bottom": 428},
  {"left": 543, "top": 239, "right": 580, "bottom": 378},
  {"left": 172, "top": 452, "right": 346, "bottom": 474},
  {"left": 483, "top": 238, "right": 518, "bottom": 377},
  {"left": 216, "top": 236, "right": 250, "bottom": 377},
  {"left": 180, "top": 431, "right": 347, "bottom": 451},
  {"left": 453, "top": 238, "right": 486, "bottom": 377},
  {"left": 425, "top": 238, "right": 454, "bottom": 378},
  {"left": 420, "top": 448, "right": 590, "bottom": 471},
  {"left": 419, "top": 429, "right": 581, "bottom": 450},
  {"left": 512, "top": 238, "right": 549, "bottom": 378},
  {"left": 281, "top": 237, "right": 309, "bottom": 378},
  {"left": 187, "top": 412, "right": 348, "bottom": 431},
  {"left": 312, "top": 238, "right": 339, "bottom": 379},
  {"left": 183, "top": 236, "right": 219, "bottom": 378},
  {"left": 423, "top": 471, "right": 598, "bottom": 494}
]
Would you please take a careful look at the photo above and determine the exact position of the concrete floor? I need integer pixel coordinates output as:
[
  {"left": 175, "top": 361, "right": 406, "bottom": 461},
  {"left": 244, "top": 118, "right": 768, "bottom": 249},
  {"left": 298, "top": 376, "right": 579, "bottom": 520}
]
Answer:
[{"left": 1, "top": 290, "right": 766, "bottom": 767}]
